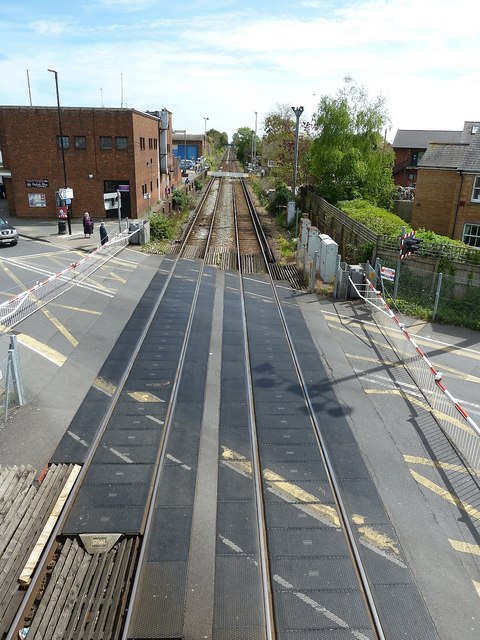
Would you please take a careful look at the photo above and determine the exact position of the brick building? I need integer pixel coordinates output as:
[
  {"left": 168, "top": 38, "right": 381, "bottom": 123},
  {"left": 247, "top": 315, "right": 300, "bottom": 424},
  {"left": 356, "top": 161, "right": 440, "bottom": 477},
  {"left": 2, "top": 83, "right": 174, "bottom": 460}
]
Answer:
[
  {"left": 412, "top": 122, "right": 480, "bottom": 245},
  {"left": 392, "top": 129, "right": 462, "bottom": 188},
  {"left": 0, "top": 106, "right": 181, "bottom": 220}
]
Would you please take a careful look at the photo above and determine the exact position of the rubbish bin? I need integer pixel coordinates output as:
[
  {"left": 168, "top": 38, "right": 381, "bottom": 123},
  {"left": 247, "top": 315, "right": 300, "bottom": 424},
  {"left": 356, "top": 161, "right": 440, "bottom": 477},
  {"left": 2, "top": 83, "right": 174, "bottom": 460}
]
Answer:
[
  {"left": 129, "top": 223, "right": 140, "bottom": 245},
  {"left": 58, "top": 219, "right": 67, "bottom": 234}
]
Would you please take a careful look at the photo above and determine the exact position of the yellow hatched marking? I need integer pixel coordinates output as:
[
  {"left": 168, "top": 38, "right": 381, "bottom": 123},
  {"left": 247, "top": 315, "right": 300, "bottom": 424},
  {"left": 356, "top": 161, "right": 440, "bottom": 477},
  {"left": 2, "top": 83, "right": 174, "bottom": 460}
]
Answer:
[
  {"left": 404, "top": 454, "right": 479, "bottom": 477},
  {"left": 345, "top": 353, "right": 398, "bottom": 367},
  {"left": 93, "top": 377, "right": 117, "bottom": 397},
  {"left": 323, "top": 311, "right": 480, "bottom": 384},
  {"left": 128, "top": 391, "right": 164, "bottom": 403},
  {"left": 16, "top": 333, "right": 66, "bottom": 366},
  {"left": 449, "top": 539, "right": 480, "bottom": 556},
  {"left": 410, "top": 470, "right": 480, "bottom": 520},
  {"left": 0, "top": 262, "right": 78, "bottom": 346},
  {"left": 51, "top": 303, "right": 101, "bottom": 315},
  {"left": 352, "top": 514, "right": 400, "bottom": 556},
  {"left": 365, "top": 389, "right": 476, "bottom": 435},
  {"left": 474, "top": 581, "right": 480, "bottom": 599},
  {"left": 222, "top": 447, "right": 400, "bottom": 553}
]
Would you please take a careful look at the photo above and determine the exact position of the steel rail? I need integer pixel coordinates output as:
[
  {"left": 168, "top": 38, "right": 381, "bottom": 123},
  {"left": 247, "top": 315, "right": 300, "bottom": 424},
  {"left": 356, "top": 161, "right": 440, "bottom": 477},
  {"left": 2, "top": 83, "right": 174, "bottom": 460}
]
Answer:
[
  {"left": 180, "top": 176, "right": 223, "bottom": 259},
  {"left": 6, "top": 183, "right": 224, "bottom": 638},
  {"left": 259, "top": 266, "right": 388, "bottom": 639},
  {"left": 232, "top": 182, "right": 276, "bottom": 640},
  {"left": 121, "top": 172, "right": 225, "bottom": 638},
  {"left": 4, "top": 251, "right": 190, "bottom": 639},
  {"left": 240, "top": 177, "right": 275, "bottom": 263}
]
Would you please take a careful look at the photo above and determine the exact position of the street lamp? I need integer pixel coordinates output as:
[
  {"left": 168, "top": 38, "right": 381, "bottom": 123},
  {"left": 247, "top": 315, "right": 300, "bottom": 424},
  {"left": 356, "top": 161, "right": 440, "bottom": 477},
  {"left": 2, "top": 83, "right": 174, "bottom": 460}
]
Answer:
[
  {"left": 203, "top": 117, "right": 209, "bottom": 156},
  {"left": 291, "top": 105, "right": 304, "bottom": 237},
  {"left": 48, "top": 68, "right": 71, "bottom": 235},
  {"left": 252, "top": 111, "right": 258, "bottom": 173}
]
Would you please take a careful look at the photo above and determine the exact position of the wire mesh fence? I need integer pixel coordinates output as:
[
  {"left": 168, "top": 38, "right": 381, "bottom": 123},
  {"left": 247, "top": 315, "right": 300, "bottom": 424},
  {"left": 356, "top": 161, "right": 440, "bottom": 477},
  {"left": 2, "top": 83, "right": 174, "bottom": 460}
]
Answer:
[
  {"left": 349, "top": 266, "right": 480, "bottom": 476},
  {"left": 376, "top": 256, "right": 480, "bottom": 329}
]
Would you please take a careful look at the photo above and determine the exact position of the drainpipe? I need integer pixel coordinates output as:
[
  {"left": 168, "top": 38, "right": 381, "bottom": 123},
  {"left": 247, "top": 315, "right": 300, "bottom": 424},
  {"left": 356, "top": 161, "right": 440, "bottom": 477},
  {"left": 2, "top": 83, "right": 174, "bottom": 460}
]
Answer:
[{"left": 450, "top": 170, "right": 464, "bottom": 239}]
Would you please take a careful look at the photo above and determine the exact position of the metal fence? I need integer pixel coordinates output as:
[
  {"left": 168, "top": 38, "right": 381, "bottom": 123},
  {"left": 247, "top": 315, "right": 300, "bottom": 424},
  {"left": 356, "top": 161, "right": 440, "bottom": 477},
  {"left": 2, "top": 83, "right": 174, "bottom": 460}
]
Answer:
[
  {"left": 376, "top": 256, "right": 480, "bottom": 328},
  {"left": 349, "top": 268, "right": 480, "bottom": 475},
  {"left": 0, "top": 229, "right": 131, "bottom": 331}
]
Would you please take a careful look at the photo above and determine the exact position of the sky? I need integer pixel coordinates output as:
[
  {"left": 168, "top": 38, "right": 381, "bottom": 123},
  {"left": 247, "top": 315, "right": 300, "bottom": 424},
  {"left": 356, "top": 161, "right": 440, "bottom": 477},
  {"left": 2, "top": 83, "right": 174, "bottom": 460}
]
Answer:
[{"left": 1, "top": 0, "right": 479, "bottom": 143}]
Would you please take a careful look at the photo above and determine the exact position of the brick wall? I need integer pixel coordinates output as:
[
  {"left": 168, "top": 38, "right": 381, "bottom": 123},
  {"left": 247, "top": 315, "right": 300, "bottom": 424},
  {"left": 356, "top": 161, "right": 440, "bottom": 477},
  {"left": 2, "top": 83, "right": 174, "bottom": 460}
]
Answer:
[
  {"left": 0, "top": 107, "right": 168, "bottom": 219},
  {"left": 411, "top": 167, "right": 460, "bottom": 237},
  {"left": 413, "top": 167, "right": 480, "bottom": 240}
]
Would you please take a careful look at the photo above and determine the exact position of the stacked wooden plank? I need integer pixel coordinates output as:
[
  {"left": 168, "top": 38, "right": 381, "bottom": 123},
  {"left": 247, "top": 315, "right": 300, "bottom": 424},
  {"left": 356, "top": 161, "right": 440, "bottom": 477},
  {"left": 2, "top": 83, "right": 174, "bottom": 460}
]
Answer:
[
  {"left": 22, "top": 536, "right": 139, "bottom": 639},
  {"left": 0, "top": 464, "right": 78, "bottom": 638}
]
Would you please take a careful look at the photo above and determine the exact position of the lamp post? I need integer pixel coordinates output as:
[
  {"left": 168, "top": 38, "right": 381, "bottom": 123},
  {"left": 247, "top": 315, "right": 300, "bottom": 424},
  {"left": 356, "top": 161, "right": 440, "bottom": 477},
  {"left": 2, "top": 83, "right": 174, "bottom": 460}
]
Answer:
[
  {"left": 203, "top": 117, "right": 209, "bottom": 157},
  {"left": 48, "top": 68, "right": 71, "bottom": 235},
  {"left": 291, "top": 105, "right": 304, "bottom": 237},
  {"left": 253, "top": 111, "right": 257, "bottom": 173}
]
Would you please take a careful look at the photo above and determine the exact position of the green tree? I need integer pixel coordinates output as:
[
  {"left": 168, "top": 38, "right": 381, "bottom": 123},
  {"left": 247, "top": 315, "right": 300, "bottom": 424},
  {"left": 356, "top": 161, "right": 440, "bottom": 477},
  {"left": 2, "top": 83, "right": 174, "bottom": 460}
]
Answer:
[
  {"left": 232, "top": 126, "right": 255, "bottom": 164},
  {"left": 308, "top": 77, "right": 395, "bottom": 208},
  {"left": 262, "top": 104, "right": 313, "bottom": 189},
  {"left": 207, "top": 128, "right": 228, "bottom": 149}
]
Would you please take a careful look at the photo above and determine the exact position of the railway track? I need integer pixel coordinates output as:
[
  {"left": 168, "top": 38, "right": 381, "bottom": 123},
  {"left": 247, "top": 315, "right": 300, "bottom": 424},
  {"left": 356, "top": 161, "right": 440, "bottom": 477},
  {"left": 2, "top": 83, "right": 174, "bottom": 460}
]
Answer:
[{"left": 1, "top": 158, "right": 439, "bottom": 639}]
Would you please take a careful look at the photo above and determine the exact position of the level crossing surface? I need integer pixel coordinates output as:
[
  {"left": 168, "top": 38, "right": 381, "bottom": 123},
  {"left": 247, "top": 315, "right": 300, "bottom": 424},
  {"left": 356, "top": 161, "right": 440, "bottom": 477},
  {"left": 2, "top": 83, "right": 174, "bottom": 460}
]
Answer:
[{"left": 48, "top": 256, "right": 445, "bottom": 639}]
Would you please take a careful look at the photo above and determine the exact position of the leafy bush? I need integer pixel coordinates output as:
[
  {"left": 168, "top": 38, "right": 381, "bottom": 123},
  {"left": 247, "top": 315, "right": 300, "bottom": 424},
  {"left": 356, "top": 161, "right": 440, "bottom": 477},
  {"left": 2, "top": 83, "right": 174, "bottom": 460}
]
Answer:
[
  {"left": 172, "top": 190, "right": 190, "bottom": 211},
  {"left": 268, "top": 181, "right": 291, "bottom": 217},
  {"left": 149, "top": 213, "right": 177, "bottom": 240},
  {"left": 339, "top": 199, "right": 406, "bottom": 236},
  {"left": 276, "top": 235, "right": 296, "bottom": 258}
]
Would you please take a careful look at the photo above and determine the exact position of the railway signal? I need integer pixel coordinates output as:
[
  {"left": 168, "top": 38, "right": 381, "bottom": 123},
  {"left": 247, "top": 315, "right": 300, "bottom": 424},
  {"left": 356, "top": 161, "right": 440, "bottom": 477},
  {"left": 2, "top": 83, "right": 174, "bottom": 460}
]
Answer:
[{"left": 399, "top": 231, "right": 423, "bottom": 259}]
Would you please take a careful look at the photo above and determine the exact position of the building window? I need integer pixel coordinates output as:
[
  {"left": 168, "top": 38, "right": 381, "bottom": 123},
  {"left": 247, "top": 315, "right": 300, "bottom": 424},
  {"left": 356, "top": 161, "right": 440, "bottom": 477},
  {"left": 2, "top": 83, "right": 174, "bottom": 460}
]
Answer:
[
  {"left": 140, "top": 137, "right": 145, "bottom": 150},
  {"left": 75, "top": 136, "right": 87, "bottom": 149},
  {"left": 57, "top": 136, "right": 69, "bottom": 149},
  {"left": 100, "top": 136, "right": 112, "bottom": 150},
  {"left": 116, "top": 136, "right": 128, "bottom": 150},
  {"left": 463, "top": 223, "right": 480, "bottom": 247},
  {"left": 471, "top": 175, "right": 480, "bottom": 202}
]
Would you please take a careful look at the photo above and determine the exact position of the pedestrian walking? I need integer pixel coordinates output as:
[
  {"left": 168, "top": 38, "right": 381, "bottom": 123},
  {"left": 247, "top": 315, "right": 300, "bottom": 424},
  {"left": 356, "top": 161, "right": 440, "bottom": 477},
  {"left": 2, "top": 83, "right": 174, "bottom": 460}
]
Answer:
[{"left": 99, "top": 222, "right": 108, "bottom": 245}]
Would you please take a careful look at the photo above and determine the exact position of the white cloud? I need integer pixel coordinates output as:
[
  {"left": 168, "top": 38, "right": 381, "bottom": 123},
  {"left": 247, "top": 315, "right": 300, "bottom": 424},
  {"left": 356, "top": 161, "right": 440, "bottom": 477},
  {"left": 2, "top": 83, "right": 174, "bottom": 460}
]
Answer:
[{"left": 2, "top": 0, "right": 479, "bottom": 140}]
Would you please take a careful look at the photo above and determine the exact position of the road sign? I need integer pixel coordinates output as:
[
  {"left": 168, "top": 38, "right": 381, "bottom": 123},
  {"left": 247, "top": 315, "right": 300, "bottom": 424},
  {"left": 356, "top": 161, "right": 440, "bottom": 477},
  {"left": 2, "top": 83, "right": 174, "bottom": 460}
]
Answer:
[{"left": 380, "top": 266, "right": 395, "bottom": 282}]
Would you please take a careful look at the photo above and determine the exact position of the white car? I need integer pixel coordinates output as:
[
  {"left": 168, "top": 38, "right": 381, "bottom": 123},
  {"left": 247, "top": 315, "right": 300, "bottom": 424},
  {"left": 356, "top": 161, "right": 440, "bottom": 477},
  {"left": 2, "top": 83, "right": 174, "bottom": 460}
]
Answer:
[{"left": 0, "top": 218, "right": 18, "bottom": 246}]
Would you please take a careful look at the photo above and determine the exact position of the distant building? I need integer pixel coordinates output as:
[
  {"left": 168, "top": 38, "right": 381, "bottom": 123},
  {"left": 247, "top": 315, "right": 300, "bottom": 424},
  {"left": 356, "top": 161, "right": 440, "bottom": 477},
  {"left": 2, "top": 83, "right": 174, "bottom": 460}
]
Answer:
[
  {"left": 392, "top": 129, "right": 462, "bottom": 188},
  {"left": 412, "top": 122, "right": 480, "bottom": 244},
  {"left": 0, "top": 106, "right": 181, "bottom": 220},
  {"left": 171, "top": 133, "right": 206, "bottom": 162}
]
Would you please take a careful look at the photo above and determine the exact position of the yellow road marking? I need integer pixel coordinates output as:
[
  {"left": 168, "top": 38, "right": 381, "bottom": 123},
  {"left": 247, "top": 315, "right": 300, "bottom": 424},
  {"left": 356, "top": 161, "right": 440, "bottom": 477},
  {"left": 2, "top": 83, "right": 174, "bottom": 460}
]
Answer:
[
  {"left": 17, "top": 333, "right": 66, "bottom": 366},
  {"left": 410, "top": 470, "right": 480, "bottom": 520},
  {"left": 128, "top": 391, "right": 165, "bottom": 403},
  {"left": 365, "top": 389, "right": 476, "bottom": 436},
  {"left": 104, "top": 271, "right": 127, "bottom": 285},
  {"left": 449, "top": 539, "right": 480, "bottom": 556},
  {"left": 222, "top": 447, "right": 401, "bottom": 556},
  {"left": 0, "top": 261, "right": 78, "bottom": 346},
  {"left": 404, "top": 454, "right": 480, "bottom": 477},
  {"left": 40, "top": 306, "right": 78, "bottom": 347},
  {"left": 326, "top": 313, "right": 480, "bottom": 379},
  {"left": 474, "top": 581, "right": 480, "bottom": 599},
  {"left": 50, "top": 303, "right": 101, "bottom": 315},
  {"left": 345, "top": 353, "right": 398, "bottom": 368},
  {"left": 352, "top": 514, "right": 400, "bottom": 556},
  {"left": 93, "top": 377, "right": 117, "bottom": 397}
]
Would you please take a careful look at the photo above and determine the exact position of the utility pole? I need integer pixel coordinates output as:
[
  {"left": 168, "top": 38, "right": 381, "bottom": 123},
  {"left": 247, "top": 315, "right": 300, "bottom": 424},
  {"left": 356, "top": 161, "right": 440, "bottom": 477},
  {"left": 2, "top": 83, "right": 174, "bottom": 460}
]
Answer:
[{"left": 290, "top": 106, "right": 304, "bottom": 236}]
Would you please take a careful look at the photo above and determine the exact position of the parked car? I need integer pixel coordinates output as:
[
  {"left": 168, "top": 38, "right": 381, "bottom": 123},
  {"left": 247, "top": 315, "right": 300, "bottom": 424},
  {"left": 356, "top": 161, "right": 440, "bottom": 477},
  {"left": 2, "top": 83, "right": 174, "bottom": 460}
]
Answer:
[{"left": 0, "top": 217, "right": 18, "bottom": 246}]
